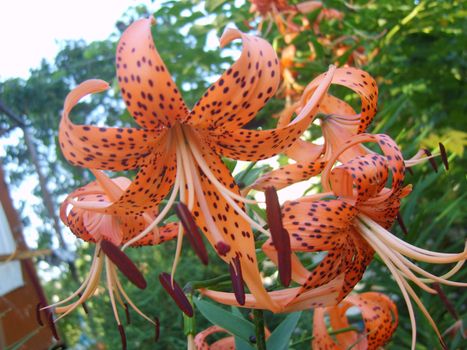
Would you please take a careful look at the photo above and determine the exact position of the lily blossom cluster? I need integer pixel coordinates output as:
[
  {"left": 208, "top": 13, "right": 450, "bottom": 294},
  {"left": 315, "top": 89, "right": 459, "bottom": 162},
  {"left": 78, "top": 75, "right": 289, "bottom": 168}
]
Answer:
[{"left": 48, "top": 14, "right": 466, "bottom": 350}]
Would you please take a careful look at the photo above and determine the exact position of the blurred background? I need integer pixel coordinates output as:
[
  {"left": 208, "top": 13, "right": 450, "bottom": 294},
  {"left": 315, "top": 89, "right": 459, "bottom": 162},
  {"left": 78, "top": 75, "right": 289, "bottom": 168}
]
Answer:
[{"left": 0, "top": 0, "right": 465, "bottom": 349}]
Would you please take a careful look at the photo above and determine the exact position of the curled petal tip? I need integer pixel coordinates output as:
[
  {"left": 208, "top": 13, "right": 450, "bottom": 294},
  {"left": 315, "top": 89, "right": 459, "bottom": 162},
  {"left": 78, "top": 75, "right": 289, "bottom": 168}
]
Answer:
[
  {"left": 219, "top": 27, "right": 241, "bottom": 48},
  {"left": 439, "top": 143, "right": 449, "bottom": 170},
  {"left": 215, "top": 241, "right": 231, "bottom": 256},
  {"left": 100, "top": 240, "right": 147, "bottom": 289},
  {"left": 159, "top": 272, "right": 194, "bottom": 317}
]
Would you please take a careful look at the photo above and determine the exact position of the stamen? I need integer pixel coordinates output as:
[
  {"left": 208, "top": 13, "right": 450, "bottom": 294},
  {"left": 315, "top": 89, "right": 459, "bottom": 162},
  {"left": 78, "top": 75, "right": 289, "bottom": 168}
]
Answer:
[
  {"left": 118, "top": 324, "right": 127, "bottom": 350},
  {"left": 432, "top": 283, "right": 459, "bottom": 320},
  {"left": 46, "top": 310, "right": 60, "bottom": 340},
  {"left": 175, "top": 202, "right": 209, "bottom": 265},
  {"left": 423, "top": 149, "right": 438, "bottom": 172},
  {"left": 77, "top": 292, "right": 89, "bottom": 314},
  {"left": 406, "top": 167, "right": 414, "bottom": 176},
  {"left": 265, "top": 186, "right": 292, "bottom": 287},
  {"left": 159, "top": 272, "right": 194, "bottom": 317},
  {"left": 36, "top": 302, "right": 44, "bottom": 326},
  {"left": 396, "top": 213, "right": 408, "bottom": 235},
  {"left": 154, "top": 317, "right": 160, "bottom": 342},
  {"left": 229, "top": 255, "right": 246, "bottom": 305},
  {"left": 438, "top": 143, "right": 449, "bottom": 170},
  {"left": 124, "top": 302, "right": 131, "bottom": 325},
  {"left": 100, "top": 240, "right": 147, "bottom": 289}
]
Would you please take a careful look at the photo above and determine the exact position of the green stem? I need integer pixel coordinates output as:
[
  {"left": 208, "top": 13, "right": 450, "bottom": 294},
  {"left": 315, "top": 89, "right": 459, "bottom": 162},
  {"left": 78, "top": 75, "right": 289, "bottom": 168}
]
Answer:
[
  {"left": 236, "top": 161, "right": 257, "bottom": 185},
  {"left": 253, "top": 309, "right": 267, "bottom": 350},
  {"left": 184, "top": 274, "right": 231, "bottom": 292},
  {"left": 289, "top": 326, "right": 358, "bottom": 347}
]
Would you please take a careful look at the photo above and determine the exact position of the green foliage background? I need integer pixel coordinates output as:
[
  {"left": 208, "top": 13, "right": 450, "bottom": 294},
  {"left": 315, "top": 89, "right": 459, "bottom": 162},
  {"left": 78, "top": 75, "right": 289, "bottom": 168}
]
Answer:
[{"left": 0, "top": 0, "right": 465, "bottom": 349}]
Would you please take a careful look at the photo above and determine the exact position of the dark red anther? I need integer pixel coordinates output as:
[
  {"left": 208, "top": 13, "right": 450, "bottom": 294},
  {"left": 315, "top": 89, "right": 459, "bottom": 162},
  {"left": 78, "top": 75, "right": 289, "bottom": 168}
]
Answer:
[
  {"left": 423, "top": 149, "right": 438, "bottom": 172},
  {"left": 229, "top": 256, "right": 245, "bottom": 305},
  {"left": 406, "top": 167, "right": 414, "bottom": 176},
  {"left": 46, "top": 310, "right": 60, "bottom": 341},
  {"left": 439, "top": 143, "right": 449, "bottom": 170},
  {"left": 36, "top": 302, "right": 44, "bottom": 326},
  {"left": 278, "top": 229, "right": 292, "bottom": 287},
  {"left": 124, "top": 302, "right": 131, "bottom": 325},
  {"left": 433, "top": 283, "right": 459, "bottom": 320},
  {"left": 77, "top": 292, "right": 89, "bottom": 314},
  {"left": 118, "top": 324, "right": 127, "bottom": 350},
  {"left": 396, "top": 213, "right": 408, "bottom": 235},
  {"left": 215, "top": 241, "right": 231, "bottom": 256},
  {"left": 159, "top": 273, "right": 193, "bottom": 317},
  {"left": 154, "top": 317, "right": 160, "bottom": 342},
  {"left": 175, "top": 203, "right": 209, "bottom": 265},
  {"left": 265, "top": 186, "right": 292, "bottom": 287},
  {"left": 100, "top": 240, "right": 147, "bottom": 289}
]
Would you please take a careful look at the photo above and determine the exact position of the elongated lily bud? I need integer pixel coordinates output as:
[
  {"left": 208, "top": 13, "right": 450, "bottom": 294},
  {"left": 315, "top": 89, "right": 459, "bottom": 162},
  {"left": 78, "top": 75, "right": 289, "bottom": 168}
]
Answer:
[
  {"left": 36, "top": 302, "right": 44, "bottom": 326},
  {"left": 100, "top": 240, "right": 147, "bottom": 289},
  {"left": 159, "top": 272, "right": 194, "bottom": 317},
  {"left": 423, "top": 149, "right": 438, "bottom": 172},
  {"left": 118, "top": 324, "right": 127, "bottom": 350},
  {"left": 265, "top": 186, "right": 292, "bottom": 287},
  {"left": 175, "top": 203, "right": 209, "bottom": 265},
  {"left": 229, "top": 255, "right": 245, "bottom": 305},
  {"left": 439, "top": 143, "right": 449, "bottom": 170}
]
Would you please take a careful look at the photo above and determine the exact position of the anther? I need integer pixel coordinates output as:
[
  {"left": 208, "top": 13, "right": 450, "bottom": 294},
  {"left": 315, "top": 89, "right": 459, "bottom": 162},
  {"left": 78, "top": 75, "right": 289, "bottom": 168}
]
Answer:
[
  {"left": 215, "top": 241, "right": 231, "bottom": 256},
  {"left": 438, "top": 143, "right": 449, "bottom": 170},
  {"left": 77, "top": 292, "right": 89, "bottom": 314},
  {"left": 46, "top": 310, "right": 60, "bottom": 341},
  {"left": 265, "top": 186, "right": 292, "bottom": 287},
  {"left": 154, "top": 317, "right": 160, "bottom": 342},
  {"left": 118, "top": 324, "right": 127, "bottom": 350},
  {"left": 175, "top": 203, "right": 209, "bottom": 265},
  {"left": 406, "top": 167, "right": 414, "bottom": 176},
  {"left": 423, "top": 149, "right": 438, "bottom": 172},
  {"left": 159, "top": 272, "right": 194, "bottom": 317},
  {"left": 36, "top": 302, "right": 44, "bottom": 326},
  {"left": 100, "top": 240, "right": 147, "bottom": 289},
  {"left": 432, "top": 283, "right": 459, "bottom": 320},
  {"left": 229, "top": 255, "right": 245, "bottom": 305},
  {"left": 396, "top": 213, "right": 408, "bottom": 235},
  {"left": 124, "top": 302, "right": 131, "bottom": 325}
]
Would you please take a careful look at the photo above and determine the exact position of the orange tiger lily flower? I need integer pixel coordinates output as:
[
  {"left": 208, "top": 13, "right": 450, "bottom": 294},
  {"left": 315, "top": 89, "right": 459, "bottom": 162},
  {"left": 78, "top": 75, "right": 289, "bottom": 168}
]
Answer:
[
  {"left": 312, "top": 292, "right": 398, "bottom": 350},
  {"left": 59, "top": 17, "right": 338, "bottom": 312},
  {"left": 270, "top": 133, "right": 466, "bottom": 349},
  {"left": 251, "top": 67, "right": 377, "bottom": 191},
  {"left": 194, "top": 324, "right": 270, "bottom": 350},
  {"left": 46, "top": 171, "right": 172, "bottom": 346}
]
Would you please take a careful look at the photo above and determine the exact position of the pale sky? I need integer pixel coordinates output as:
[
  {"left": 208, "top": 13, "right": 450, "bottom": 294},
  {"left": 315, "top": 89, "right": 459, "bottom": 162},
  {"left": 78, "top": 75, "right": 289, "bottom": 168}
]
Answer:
[{"left": 0, "top": 0, "right": 156, "bottom": 80}]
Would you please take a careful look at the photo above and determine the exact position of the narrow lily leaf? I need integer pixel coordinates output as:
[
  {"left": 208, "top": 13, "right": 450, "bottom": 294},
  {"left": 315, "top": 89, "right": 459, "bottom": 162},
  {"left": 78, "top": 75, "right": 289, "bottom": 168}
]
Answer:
[
  {"left": 194, "top": 298, "right": 255, "bottom": 344},
  {"left": 235, "top": 337, "right": 256, "bottom": 350},
  {"left": 266, "top": 311, "right": 302, "bottom": 350}
]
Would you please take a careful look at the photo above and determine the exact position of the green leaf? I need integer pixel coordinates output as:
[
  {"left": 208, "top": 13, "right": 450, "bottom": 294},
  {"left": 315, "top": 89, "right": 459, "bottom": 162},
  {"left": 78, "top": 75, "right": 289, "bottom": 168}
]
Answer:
[
  {"left": 205, "top": 0, "right": 229, "bottom": 12},
  {"left": 266, "top": 312, "right": 302, "bottom": 350},
  {"left": 194, "top": 298, "right": 255, "bottom": 344}
]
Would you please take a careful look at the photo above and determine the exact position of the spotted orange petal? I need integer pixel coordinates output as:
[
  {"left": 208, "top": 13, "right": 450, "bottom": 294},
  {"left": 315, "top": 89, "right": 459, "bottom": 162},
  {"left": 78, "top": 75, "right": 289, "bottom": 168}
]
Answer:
[
  {"left": 190, "top": 137, "right": 277, "bottom": 311},
  {"left": 116, "top": 18, "right": 189, "bottom": 129},
  {"left": 59, "top": 79, "right": 159, "bottom": 171},
  {"left": 186, "top": 28, "right": 280, "bottom": 132},
  {"left": 204, "top": 65, "right": 336, "bottom": 161}
]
